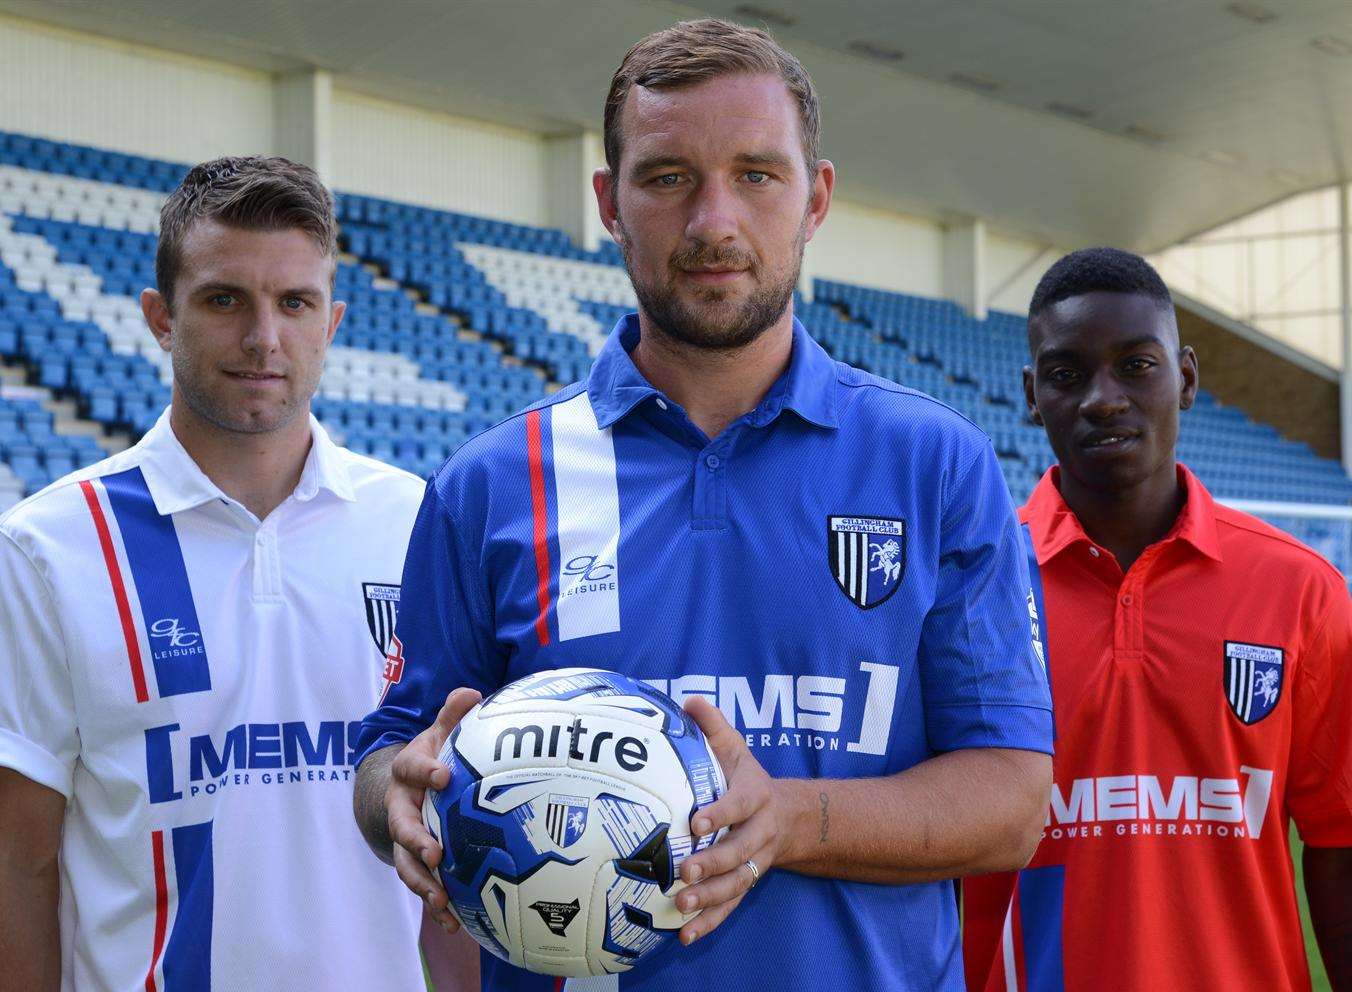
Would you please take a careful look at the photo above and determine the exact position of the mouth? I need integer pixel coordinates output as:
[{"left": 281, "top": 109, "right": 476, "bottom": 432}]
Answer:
[
  {"left": 225, "top": 370, "right": 285, "bottom": 382},
  {"left": 1078, "top": 429, "right": 1141, "bottom": 454},
  {"left": 680, "top": 268, "right": 748, "bottom": 286}
]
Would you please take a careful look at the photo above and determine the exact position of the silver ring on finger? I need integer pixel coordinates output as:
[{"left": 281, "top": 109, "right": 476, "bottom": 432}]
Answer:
[{"left": 744, "top": 858, "right": 761, "bottom": 889}]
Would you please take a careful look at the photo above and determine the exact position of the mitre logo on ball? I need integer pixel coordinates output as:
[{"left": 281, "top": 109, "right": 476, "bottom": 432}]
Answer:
[
  {"left": 423, "top": 668, "right": 727, "bottom": 978},
  {"left": 491, "top": 716, "right": 650, "bottom": 770}
]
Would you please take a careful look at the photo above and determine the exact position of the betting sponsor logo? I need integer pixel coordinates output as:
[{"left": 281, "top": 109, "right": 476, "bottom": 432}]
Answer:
[
  {"left": 1040, "top": 766, "right": 1274, "bottom": 842},
  {"left": 379, "top": 633, "right": 405, "bottom": 705},
  {"left": 145, "top": 719, "right": 364, "bottom": 803},
  {"left": 644, "top": 662, "right": 900, "bottom": 756}
]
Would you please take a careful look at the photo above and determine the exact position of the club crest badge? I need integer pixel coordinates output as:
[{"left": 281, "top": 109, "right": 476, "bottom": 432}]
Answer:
[
  {"left": 1223, "top": 640, "right": 1284, "bottom": 725},
  {"left": 545, "top": 794, "right": 590, "bottom": 849},
  {"left": 362, "top": 582, "right": 401, "bottom": 657},
  {"left": 828, "top": 516, "right": 906, "bottom": 609}
]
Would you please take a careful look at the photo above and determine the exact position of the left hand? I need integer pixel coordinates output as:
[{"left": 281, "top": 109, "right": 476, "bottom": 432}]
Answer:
[{"left": 675, "top": 696, "right": 793, "bottom": 946}]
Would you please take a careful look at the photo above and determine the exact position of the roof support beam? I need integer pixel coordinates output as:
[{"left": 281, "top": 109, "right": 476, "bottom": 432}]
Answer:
[
  {"left": 547, "top": 130, "right": 605, "bottom": 254},
  {"left": 273, "top": 68, "right": 333, "bottom": 181},
  {"left": 943, "top": 218, "right": 987, "bottom": 320}
]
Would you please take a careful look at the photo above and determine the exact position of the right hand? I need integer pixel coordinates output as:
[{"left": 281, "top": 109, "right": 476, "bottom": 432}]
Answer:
[{"left": 386, "top": 687, "right": 482, "bottom": 931}]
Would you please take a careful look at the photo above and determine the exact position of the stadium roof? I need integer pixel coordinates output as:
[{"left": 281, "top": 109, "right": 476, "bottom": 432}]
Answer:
[{"left": 6, "top": 0, "right": 1352, "bottom": 253}]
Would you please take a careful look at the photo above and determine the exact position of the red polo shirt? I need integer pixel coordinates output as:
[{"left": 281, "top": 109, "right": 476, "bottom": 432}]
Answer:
[{"left": 963, "top": 465, "right": 1352, "bottom": 992}]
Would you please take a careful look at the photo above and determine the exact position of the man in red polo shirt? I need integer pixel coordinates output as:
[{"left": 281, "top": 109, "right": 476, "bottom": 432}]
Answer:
[{"left": 963, "top": 247, "right": 1352, "bottom": 991}]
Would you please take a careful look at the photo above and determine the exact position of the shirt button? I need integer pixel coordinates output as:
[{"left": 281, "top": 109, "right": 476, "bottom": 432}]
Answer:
[
  {"left": 655, "top": 398, "right": 667, "bottom": 410},
  {"left": 705, "top": 454, "right": 721, "bottom": 469},
  {"left": 1121, "top": 594, "right": 1133, "bottom": 606},
  {"left": 1089, "top": 547, "right": 1100, "bottom": 558}
]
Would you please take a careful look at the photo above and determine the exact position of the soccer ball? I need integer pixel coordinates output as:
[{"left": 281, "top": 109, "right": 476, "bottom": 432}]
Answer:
[{"left": 423, "top": 668, "right": 728, "bottom": 977}]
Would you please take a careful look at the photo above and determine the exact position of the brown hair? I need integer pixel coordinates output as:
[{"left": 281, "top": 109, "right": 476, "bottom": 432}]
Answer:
[
  {"left": 155, "top": 155, "right": 337, "bottom": 309},
  {"left": 603, "top": 18, "right": 821, "bottom": 178}
]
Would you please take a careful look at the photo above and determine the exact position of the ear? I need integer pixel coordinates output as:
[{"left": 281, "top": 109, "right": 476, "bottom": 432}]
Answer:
[
  {"left": 802, "top": 159, "right": 835, "bottom": 244},
  {"left": 327, "top": 299, "right": 346, "bottom": 347},
  {"left": 593, "top": 167, "right": 623, "bottom": 246},
  {"left": 1022, "top": 365, "right": 1042, "bottom": 426},
  {"left": 141, "top": 288, "right": 173, "bottom": 353},
  {"left": 1178, "top": 345, "right": 1199, "bottom": 410}
]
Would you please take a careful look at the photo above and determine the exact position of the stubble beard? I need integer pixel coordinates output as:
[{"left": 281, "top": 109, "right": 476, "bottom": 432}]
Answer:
[
  {"left": 618, "top": 214, "right": 806, "bottom": 353},
  {"left": 170, "top": 335, "right": 313, "bottom": 437}
]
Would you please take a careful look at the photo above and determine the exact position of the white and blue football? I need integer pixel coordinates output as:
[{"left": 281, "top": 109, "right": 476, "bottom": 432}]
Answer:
[{"left": 423, "top": 668, "right": 727, "bottom": 978}]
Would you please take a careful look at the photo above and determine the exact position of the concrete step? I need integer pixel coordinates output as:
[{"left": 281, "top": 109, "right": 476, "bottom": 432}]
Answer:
[
  {"left": 0, "top": 357, "right": 132, "bottom": 454},
  {"left": 45, "top": 395, "right": 132, "bottom": 452},
  {"left": 342, "top": 245, "right": 557, "bottom": 387}
]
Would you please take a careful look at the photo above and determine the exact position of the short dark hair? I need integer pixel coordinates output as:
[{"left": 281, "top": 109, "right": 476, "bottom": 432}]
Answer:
[
  {"left": 156, "top": 155, "right": 337, "bottom": 310},
  {"left": 1028, "top": 247, "right": 1173, "bottom": 320},
  {"left": 603, "top": 18, "right": 821, "bottom": 178}
]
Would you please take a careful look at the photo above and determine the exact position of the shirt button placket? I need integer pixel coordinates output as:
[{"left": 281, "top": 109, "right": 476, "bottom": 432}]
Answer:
[
  {"left": 692, "top": 447, "right": 728, "bottom": 530},
  {"left": 1113, "top": 555, "right": 1153, "bottom": 661},
  {"left": 252, "top": 521, "right": 282, "bottom": 601}
]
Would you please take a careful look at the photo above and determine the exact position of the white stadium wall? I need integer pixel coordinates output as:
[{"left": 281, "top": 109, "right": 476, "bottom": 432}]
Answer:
[
  {"left": 0, "top": 15, "right": 274, "bottom": 167},
  {"left": 0, "top": 16, "right": 551, "bottom": 230},
  {"left": 808, "top": 199, "right": 945, "bottom": 299},
  {"left": 810, "top": 200, "right": 1058, "bottom": 314},
  {"left": 1152, "top": 185, "right": 1344, "bottom": 371},
  {"left": 0, "top": 13, "right": 1059, "bottom": 316},
  {"left": 986, "top": 233, "right": 1057, "bottom": 316},
  {"left": 331, "top": 92, "right": 549, "bottom": 228}
]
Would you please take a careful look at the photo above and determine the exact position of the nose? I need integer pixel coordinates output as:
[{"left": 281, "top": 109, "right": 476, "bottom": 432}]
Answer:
[
  {"left": 683, "top": 178, "right": 739, "bottom": 246},
  {"left": 1080, "top": 368, "right": 1129, "bottom": 421},
  {"left": 240, "top": 307, "right": 281, "bottom": 359}
]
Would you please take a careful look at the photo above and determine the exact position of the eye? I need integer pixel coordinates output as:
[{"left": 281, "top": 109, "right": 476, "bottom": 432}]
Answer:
[
  {"left": 282, "top": 296, "right": 306, "bottom": 311},
  {"left": 1046, "top": 367, "right": 1080, "bottom": 385},
  {"left": 655, "top": 173, "right": 681, "bottom": 187},
  {"left": 209, "top": 293, "right": 235, "bottom": 308},
  {"left": 744, "top": 171, "right": 770, "bottom": 185},
  {"left": 1122, "top": 356, "right": 1156, "bottom": 373}
]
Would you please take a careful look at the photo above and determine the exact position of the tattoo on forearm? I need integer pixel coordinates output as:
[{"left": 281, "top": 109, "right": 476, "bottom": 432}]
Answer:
[
  {"left": 353, "top": 747, "right": 398, "bottom": 858},
  {"left": 818, "top": 792, "right": 829, "bottom": 844}
]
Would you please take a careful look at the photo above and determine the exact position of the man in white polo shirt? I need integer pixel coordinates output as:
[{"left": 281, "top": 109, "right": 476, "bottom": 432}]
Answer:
[{"left": 0, "top": 157, "right": 431, "bottom": 990}]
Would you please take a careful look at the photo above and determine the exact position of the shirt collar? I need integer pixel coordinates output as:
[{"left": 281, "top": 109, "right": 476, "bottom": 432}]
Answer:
[
  {"left": 586, "top": 312, "right": 839, "bottom": 431},
  {"left": 136, "top": 407, "right": 356, "bottom": 517},
  {"left": 1022, "top": 462, "right": 1223, "bottom": 565}
]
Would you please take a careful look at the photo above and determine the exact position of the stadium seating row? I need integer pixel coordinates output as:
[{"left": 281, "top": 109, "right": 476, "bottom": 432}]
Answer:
[{"left": 0, "top": 389, "right": 105, "bottom": 498}]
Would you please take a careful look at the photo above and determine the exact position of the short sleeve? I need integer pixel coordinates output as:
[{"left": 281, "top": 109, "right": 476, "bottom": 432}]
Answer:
[
  {"left": 917, "top": 441, "right": 1053, "bottom": 754},
  {"left": 1287, "top": 585, "right": 1352, "bottom": 846},
  {"left": 354, "top": 476, "right": 501, "bottom": 768},
  {"left": 0, "top": 528, "right": 79, "bottom": 798}
]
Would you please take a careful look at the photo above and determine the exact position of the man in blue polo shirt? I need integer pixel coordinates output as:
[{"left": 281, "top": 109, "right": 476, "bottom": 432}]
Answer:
[{"left": 353, "top": 18, "right": 1052, "bottom": 991}]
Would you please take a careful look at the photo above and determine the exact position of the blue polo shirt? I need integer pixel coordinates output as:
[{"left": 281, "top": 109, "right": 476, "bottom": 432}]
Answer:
[{"left": 358, "top": 314, "right": 1053, "bottom": 991}]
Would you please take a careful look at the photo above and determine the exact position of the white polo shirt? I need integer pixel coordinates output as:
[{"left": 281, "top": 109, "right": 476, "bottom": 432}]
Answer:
[{"left": 0, "top": 409, "right": 427, "bottom": 992}]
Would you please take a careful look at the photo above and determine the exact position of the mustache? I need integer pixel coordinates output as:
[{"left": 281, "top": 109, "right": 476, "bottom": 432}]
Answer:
[{"left": 669, "top": 243, "right": 758, "bottom": 273}]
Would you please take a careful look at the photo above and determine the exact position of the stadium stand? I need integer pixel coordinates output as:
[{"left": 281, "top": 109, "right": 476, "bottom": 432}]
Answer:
[{"left": 0, "top": 129, "right": 1349, "bottom": 572}]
